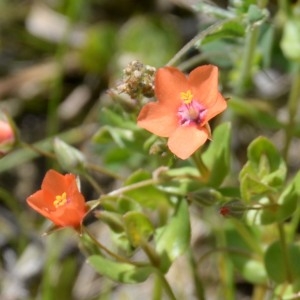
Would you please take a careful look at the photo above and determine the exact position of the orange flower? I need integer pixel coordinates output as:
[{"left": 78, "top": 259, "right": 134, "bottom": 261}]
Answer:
[
  {"left": 137, "top": 65, "right": 227, "bottom": 159},
  {"left": 27, "top": 169, "right": 87, "bottom": 228}
]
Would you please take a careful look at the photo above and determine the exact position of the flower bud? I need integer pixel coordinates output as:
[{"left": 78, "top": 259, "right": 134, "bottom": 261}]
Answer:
[
  {"left": 0, "top": 113, "right": 16, "bottom": 156},
  {"left": 187, "top": 188, "right": 222, "bottom": 206},
  {"left": 219, "top": 200, "right": 246, "bottom": 219}
]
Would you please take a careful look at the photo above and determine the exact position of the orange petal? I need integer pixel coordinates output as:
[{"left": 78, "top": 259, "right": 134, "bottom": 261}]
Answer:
[
  {"left": 42, "top": 169, "right": 66, "bottom": 196},
  {"left": 168, "top": 125, "right": 209, "bottom": 159},
  {"left": 51, "top": 206, "right": 85, "bottom": 227},
  {"left": 137, "top": 102, "right": 179, "bottom": 137},
  {"left": 27, "top": 190, "right": 55, "bottom": 220},
  {"left": 155, "top": 67, "right": 189, "bottom": 108},
  {"left": 66, "top": 178, "right": 86, "bottom": 209},
  {"left": 204, "top": 93, "right": 227, "bottom": 122},
  {"left": 189, "top": 65, "right": 219, "bottom": 108}
]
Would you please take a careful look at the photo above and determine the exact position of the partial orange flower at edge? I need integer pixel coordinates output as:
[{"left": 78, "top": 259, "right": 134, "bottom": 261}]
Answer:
[
  {"left": 137, "top": 65, "right": 227, "bottom": 159},
  {"left": 26, "top": 169, "right": 87, "bottom": 228}
]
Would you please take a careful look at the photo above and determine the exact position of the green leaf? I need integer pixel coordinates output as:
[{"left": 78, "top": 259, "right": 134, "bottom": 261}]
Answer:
[
  {"left": 240, "top": 173, "right": 274, "bottom": 202},
  {"left": 123, "top": 211, "right": 154, "bottom": 247},
  {"left": 124, "top": 170, "right": 169, "bottom": 209},
  {"left": 246, "top": 5, "right": 268, "bottom": 24},
  {"left": 87, "top": 255, "right": 154, "bottom": 283},
  {"left": 93, "top": 125, "right": 134, "bottom": 148},
  {"left": 225, "top": 228, "right": 267, "bottom": 284},
  {"left": 280, "top": 19, "right": 300, "bottom": 61},
  {"left": 246, "top": 171, "right": 300, "bottom": 224},
  {"left": 53, "top": 138, "right": 86, "bottom": 172},
  {"left": 201, "top": 20, "right": 245, "bottom": 44},
  {"left": 264, "top": 241, "right": 300, "bottom": 284},
  {"left": 202, "top": 122, "right": 231, "bottom": 187},
  {"left": 155, "top": 199, "right": 190, "bottom": 273},
  {"left": 275, "top": 171, "right": 300, "bottom": 221},
  {"left": 96, "top": 211, "right": 125, "bottom": 233},
  {"left": 229, "top": 97, "right": 283, "bottom": 130},
  {"left": 117, "top": 16, "right": 179, "bottom": 67},
  {"left": 239, "top": 137, "right": 286, "bottom": 201}
]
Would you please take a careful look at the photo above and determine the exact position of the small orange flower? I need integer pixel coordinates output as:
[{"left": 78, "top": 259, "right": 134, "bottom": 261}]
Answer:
[
  {"left": 137, "top": 65, "right": 227, "bottom": 159},
  {"left": 27, "top": 169, "right": 87, "bottom": 228}
]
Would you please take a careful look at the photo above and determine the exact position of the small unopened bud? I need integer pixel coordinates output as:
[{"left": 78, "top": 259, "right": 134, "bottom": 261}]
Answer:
[
  {"left": 0, "top": 113, "right": 16, "bottom": 157},
  {"left": 187, "top": 188, "right": 222, "bottom": 206},
  {"left": 219, "top": 200, "right": 246, "bottom": 219}
]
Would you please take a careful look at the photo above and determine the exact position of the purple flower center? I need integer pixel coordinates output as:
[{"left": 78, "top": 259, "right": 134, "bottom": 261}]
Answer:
[{"left": 178, "top": 100, "right": 207, "bottom": 126}]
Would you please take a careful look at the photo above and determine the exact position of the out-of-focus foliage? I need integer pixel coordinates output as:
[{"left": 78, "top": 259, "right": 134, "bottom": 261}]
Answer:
[{"left": 1, "top": 0, "right": 300, "bottom": 299}]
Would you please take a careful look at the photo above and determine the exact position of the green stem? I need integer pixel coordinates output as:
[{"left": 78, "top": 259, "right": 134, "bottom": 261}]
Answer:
[
  {"left": 216, "top": 227, "right": 235, "bottom": 299},
  {"left": 154, "top": 271, "right": 177, "bottom": 300},
  {"left": 87, "top": 163, "right": 124, "bottom": 180},
  {"left": 81, "top": 226, "right": 144, "bottom": 266},
  {"left": 287, "top": 204, "right": 300, "bottom": 243},
  {"left": 107, "top": 178, "right": 160, "bottom": 197},
  {"left": 283, "top": 63, "right": 300, "bottom": 160},
  {"left": 277, "top": 222, "right": 293, "bottom": 282},
  {"left": 152, "top": 274, "right": 163, "bottom": 300},
  {"left": 231, "top": 219, "right": 263, "bottom": 256},
  {"left": 252, "top": 285, "right": 268, "bottom": 300},
  {"left": 141, "top": 242, "right": 176, "bottom": 300},
  {"left": 82, "top": 171, "right": 104, "bottom": 195},
  {"left": 166, "top": 19, "right": 231, "bottom": 67},
  {"left": 187, "top": 248, "right": 205, "bottom": 300},
  {"left": 0, "top": 124, "right": 97, "bottom": 173},
  {"left": 234, "top": 24, "right": 260, "bottom": 96},
  {"left": 278, "top": 0, "right": 291, "bottom": 16},
  {"left": 192, "top": 152, "right": 210, "bottom": 180}
]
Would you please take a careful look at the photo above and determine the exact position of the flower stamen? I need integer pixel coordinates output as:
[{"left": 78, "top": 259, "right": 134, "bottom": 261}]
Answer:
[
  {"left": 53, "top": 192, "right": 68, "bottom": 208},
  {"left": 180, "top": 90, "right": 193, "bottom": 104}
]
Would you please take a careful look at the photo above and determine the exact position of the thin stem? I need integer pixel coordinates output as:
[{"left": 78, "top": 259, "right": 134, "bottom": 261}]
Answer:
[
  {"left": 82, "top": 171, "right": 104, "bottom": 195},
  {"left": 141, "top": 242, "right": 176, "bottom": 300},
  {"left": 152, "top": 274, "right": 163, "bottom": 300},
  {"left": 192, "top": 152, "right": 210, "bottom": 180},
  {"left": 277, "top": 222, "right": 293, "bottom": 282},
  {"left": 198, "top": 247, "right": 257, "bottom": 266},
  {"left": 81, "top": 226, "right": 144, "bottom": 267},
  {"left": 141, "top": 242, "right": 161, "bottom": 267},
  {"left": 107, "top": 178, "right": 160, "bottom": 197},
  {"left": 215, "top": 227, "right": 235, "bottom": 299},
  {"left": 166, "top": 19, "right": 230, "bottom": 67},
  {"left": 187, "top": 248, "right": 205, "bottom": 300},
  {"left": 252, "top": 285, "right": 268, "bottom": 300},
  {"left": 154, "top": 271, "right": 177, "bottom": 300},
  {"left": 287, "top": 204, "right": 300, "bottom": 243},
  {"left": 278, "top": 0, "right": 291, "bottom": 16},
  {"left": 87, "top": 162, "right": 124, "bottom": 180},
  {"left": 231, "top": 219, "right": 263, "bottom": 256},
  {"left": 283, "top": 63, "right": 300, "bottom": 160},
  {"left": 20, "top": 141, "right": 56, "bottom": 159},
  {"left": 234, "top": 24, "right": 260, "bottom": 96}
]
